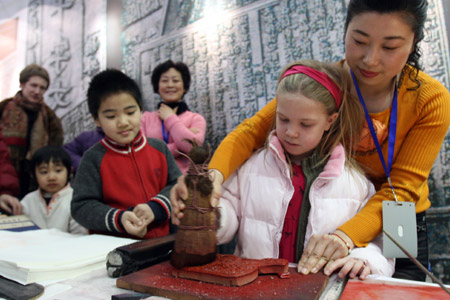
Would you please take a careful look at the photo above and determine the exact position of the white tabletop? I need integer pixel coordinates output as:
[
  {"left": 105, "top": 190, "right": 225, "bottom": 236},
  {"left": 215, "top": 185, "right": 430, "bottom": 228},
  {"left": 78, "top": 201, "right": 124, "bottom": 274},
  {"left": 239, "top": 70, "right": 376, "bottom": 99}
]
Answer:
[{"left": 38, "top": 268, "right": 168, "bottom": 300}]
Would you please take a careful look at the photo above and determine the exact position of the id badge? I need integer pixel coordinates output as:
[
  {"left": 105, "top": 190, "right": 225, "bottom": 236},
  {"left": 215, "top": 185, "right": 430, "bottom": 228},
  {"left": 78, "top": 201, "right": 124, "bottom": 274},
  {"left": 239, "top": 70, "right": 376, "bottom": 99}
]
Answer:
[{"left": 382, "top": 200, "right": 417, "bottom": 258}]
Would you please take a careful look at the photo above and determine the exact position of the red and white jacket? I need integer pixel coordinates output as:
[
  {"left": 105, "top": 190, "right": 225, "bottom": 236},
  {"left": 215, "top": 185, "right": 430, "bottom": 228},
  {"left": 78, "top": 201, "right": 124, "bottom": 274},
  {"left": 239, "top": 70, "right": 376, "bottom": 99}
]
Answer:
[{"left": 71, "top": 132, "right": 181, "bottom": 239}]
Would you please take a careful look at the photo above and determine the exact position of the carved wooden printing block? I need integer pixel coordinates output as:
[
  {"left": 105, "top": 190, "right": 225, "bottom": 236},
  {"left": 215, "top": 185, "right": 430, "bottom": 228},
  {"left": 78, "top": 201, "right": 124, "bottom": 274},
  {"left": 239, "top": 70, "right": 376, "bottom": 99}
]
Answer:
[
  {"left": 172, "top": 254, "right": 290, "bottom": 287},
  {"left": 171, "top": 143, "right": 217, "bottom": 269}
]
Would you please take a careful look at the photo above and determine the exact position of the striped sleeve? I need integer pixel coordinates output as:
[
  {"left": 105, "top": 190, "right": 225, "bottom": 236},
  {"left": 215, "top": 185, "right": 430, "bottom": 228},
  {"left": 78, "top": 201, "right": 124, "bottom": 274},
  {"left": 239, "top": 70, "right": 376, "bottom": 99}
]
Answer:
[
  {"left": 146, "top": 138, "right": 182, "bottom": 221},
  {"left": 71, "top": 144, "right": 123, "bottom": 234}
]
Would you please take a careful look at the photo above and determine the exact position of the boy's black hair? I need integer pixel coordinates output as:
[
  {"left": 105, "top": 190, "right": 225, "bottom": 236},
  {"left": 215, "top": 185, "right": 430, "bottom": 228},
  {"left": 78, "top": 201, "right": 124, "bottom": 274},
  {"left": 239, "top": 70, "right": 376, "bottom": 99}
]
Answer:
[
  {"left": 87, "top": 69, "right": 143, "bottom": 119},
  {"left": 151, "top": 60, "right": 191, "bottom": 95},
  {"left": 31, "top": 146, "right": 72, "bottom": 183}
]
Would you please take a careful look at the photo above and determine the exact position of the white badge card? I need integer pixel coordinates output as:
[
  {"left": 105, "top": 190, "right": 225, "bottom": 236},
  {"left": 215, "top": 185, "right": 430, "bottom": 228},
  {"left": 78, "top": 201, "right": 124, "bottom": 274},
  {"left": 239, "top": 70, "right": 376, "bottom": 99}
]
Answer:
[{"left": 382, "top": 201, "right": 417, "bottom": 258}]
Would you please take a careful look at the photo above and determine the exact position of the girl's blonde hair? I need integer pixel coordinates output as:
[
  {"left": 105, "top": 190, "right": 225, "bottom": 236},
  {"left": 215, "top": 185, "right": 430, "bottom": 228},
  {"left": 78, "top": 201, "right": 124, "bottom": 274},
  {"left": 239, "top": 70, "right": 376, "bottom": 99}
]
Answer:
[{"left": 268, "top": 59, "right": 365, "bottom": 170}]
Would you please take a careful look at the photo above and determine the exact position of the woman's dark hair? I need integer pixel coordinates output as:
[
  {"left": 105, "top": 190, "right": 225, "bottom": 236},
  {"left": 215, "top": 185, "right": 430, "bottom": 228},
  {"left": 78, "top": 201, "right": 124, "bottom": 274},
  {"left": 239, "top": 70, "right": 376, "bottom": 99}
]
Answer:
[
  {"left": 344, "top": 0, "right": 428, "bottom": 88},
  {"left": 87, "top": 69, "right": 143, "bottom": 119},
  {"left": 31, "top": 146, "right": 72, "bottom": 183},
  {"left": 151, "top": 60, "right": 191, "bottom": 95}
]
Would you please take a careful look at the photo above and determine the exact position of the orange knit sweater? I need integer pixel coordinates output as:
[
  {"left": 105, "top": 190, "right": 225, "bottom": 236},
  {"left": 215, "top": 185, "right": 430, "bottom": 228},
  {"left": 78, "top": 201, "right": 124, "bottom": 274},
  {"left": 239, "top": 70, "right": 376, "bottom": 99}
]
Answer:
[{"left": 209, "top": 68, "right": 450, "bottom": 247}]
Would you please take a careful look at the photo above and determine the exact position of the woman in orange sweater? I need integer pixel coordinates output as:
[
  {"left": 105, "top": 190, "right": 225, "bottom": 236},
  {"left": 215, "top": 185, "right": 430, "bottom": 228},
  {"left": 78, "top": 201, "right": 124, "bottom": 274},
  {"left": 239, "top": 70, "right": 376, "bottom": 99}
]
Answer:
[{"left": 171, "top": 0, "right": 450, "bottom": 281}]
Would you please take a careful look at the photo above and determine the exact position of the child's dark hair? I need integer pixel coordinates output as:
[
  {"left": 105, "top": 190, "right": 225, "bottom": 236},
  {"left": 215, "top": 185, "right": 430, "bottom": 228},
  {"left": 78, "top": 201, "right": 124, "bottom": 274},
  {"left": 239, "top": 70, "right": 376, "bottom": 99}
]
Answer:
[
  {"left": 31, "top": 146, "right": 72, "bottom": 183},
  {"left": 87, "top": 69, "right": 143, "bottom": 119},
  {"left": 151, "top": 60, "right": 191, "bottom": 95}
]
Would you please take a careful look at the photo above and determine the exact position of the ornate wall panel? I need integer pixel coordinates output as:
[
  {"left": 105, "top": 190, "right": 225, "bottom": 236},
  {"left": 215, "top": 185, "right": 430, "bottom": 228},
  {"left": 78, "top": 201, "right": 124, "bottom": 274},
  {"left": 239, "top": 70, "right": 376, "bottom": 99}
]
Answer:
[
  {"left": 24, "top": 0, "right": 106, "bottom": 142},
  {"left": 421, "top": 0, "right": 450, "bottom": 284},
  {"left": 123, "top": 0, "right": 348, "bottom": 147}
]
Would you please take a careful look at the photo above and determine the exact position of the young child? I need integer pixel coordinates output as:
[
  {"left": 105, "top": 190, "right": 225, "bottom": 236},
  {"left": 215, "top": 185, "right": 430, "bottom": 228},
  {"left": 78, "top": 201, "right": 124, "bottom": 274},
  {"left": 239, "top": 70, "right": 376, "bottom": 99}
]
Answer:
[
  {"left": 71, "top": 69, "right": 182, "bottom": 239},
  {"left": 20, "top": 145, "right": 87, "bottom": 234},
  {"left": 216, "top": 60, "right": 394, "bottom": 279}
]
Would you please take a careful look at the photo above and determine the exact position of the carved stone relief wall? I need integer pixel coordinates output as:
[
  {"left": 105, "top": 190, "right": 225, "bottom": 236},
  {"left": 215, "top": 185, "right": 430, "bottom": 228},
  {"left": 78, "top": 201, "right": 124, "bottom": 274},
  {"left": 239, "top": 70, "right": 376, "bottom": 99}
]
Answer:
[
  {"left": 24, "top": 0, "right": 106, "bottom": 143},
  {"left": 123, "top": 0, "right": 348, "bottom": 148},
  {"left": 420, "top": 0, "right": 450, "bottom": 284}
]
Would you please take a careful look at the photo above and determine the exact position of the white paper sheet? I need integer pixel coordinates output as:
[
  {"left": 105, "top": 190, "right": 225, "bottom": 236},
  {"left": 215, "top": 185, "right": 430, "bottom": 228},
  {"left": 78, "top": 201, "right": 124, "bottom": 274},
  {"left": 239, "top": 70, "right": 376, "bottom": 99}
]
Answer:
[{"left": 0, "top": 229, "right": 137, "bottom": 284}]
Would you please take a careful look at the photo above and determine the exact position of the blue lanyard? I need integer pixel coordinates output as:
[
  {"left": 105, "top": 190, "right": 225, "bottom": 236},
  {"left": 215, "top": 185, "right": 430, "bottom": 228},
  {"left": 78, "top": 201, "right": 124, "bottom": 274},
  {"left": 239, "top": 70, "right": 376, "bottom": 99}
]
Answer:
[
  {"left": 350, "top": 70, "right": 399, "bottom": 201},
  {"left": 161, "top": 122, "right": 170, "bottom": 144}
]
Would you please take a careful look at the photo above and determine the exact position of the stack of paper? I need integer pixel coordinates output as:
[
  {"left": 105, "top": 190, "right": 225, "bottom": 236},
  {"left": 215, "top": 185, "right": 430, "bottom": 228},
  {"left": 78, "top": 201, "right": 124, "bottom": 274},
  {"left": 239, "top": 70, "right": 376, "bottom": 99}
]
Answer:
[
  {"left": 0, "top": 229, "right": 137, "bottom": 285},
  {"left": 0, "top": 214, "right": 39, "bottom": 231}
]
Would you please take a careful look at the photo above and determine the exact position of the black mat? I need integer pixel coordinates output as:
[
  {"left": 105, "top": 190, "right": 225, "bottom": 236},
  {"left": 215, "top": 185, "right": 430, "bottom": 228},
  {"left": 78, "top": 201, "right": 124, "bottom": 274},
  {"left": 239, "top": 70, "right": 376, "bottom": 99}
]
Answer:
[{"left": 0, "top": 275, "right": 44, "bottom": 300}]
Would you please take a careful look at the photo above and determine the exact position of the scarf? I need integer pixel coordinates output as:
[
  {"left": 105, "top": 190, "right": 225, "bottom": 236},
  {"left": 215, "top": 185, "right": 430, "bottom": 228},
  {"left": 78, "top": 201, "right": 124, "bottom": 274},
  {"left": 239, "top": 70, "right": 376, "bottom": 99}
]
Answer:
[
  {"left": 294, "top": 151, "right": 328, "bottom": 262},
  {"left": 15, "top": 91, "right": 44, "bottom": 112},
  {"left": 0, "top": 92, "right": 49, "bottom": 163},
  {"left": 156, "top": 101, "right": 189, "bottom": 115}
]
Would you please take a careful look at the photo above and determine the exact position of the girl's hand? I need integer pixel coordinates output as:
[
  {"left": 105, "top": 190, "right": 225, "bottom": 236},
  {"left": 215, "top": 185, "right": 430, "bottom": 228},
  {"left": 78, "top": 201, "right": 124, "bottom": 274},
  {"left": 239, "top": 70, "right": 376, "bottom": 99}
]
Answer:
[
  {"left": 209, "top": 169, "right": 223, "bottom": 207},
  {"left": 121, "top": 211, "right": 147, "bottom": 238},
  {"left": 158, "top": 104, "right": 177, "bottom": 120},
  {"left": 0, "top": 194, "right": 22, "bottom": 215},
  {"left": 169, "top": 169, "right": 223, "bottom": 225},
  {"left": 133, "top": 203, "right": 154, "bottom": 226},
  {"left": 325, "top": 257, "right": 371, "bottom": 280},
  {"left": 297, "top": 230, "right": 353, "bottom": 275}
]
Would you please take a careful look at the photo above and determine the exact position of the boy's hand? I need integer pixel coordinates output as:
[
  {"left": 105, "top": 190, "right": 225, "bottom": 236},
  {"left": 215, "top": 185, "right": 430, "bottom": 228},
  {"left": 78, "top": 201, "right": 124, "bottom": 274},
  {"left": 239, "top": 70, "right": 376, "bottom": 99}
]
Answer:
[
  {"left": 0, "top": 194, "right": 22, "bottom": 215},
  {"left": 133, "top": 203, "right": 154, "bottom": 226},
  {"left": 169, "top": 170, "right": 223, "bottom": 225},
  {"left": 324, "top": 257, "right": 370, "bottom": 280},
  {"left": 121, "top": 211, "right": 147, "bottom": 238}
]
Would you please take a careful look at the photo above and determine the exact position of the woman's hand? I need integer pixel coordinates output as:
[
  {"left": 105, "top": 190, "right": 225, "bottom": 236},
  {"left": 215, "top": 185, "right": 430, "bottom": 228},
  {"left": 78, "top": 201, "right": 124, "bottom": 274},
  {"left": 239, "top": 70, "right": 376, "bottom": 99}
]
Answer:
[
  {"left": 297, "top": 230, "right": 354, "bottom": 275},
  {"left": 158, "top": 103, "right": 177, "bottom": 120},
  {"left": 170, "top": 169, "right": 223, "bottom": 225},
  {"left": 325, "top": 257, "right": 371, "bottom": 280}
]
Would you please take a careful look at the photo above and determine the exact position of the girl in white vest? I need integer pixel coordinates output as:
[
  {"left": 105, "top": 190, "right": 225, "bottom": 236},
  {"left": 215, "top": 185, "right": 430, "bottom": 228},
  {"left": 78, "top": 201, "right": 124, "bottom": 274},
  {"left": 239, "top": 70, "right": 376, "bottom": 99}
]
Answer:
[{"left": 216, "top": 60, "right": 394, "bottom": 280}]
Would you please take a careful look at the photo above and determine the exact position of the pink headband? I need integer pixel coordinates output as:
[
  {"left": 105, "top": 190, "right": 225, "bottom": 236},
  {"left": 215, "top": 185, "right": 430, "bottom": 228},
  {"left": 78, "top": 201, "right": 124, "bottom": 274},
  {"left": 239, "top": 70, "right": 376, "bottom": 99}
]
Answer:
[{"left": 280, "top": 65, "right": 342, "bottom": 108}]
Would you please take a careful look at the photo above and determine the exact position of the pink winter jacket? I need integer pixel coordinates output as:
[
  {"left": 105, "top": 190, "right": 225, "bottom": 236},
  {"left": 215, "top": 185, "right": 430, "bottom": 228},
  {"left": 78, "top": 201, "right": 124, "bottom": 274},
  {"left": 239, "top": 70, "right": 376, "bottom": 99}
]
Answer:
[
  {"left": 140, "top": 110, "right": 206, "bottom": 174},
  {"left": 217, "top": 133, "right": 395, "bottom": 277}
]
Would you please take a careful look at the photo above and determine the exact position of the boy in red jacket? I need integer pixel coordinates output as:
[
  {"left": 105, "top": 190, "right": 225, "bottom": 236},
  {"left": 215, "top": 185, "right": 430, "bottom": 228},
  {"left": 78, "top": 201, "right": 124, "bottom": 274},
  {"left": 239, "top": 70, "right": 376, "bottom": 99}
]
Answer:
[{"left": 71, "top": 69, "right": 181, "bottom": 239}]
